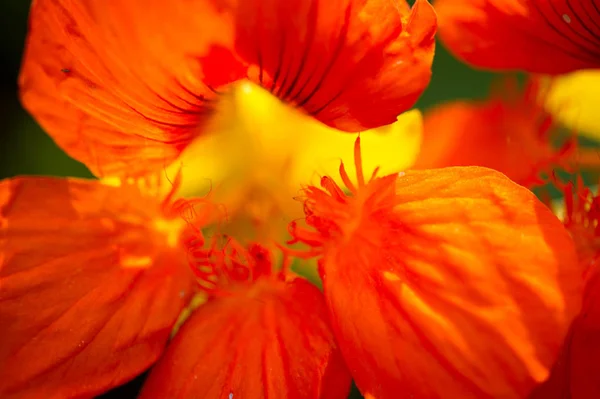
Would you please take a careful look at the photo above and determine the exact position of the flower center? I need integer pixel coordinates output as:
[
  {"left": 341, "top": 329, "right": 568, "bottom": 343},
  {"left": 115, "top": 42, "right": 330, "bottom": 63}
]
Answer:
[
  {"left": 288, "top": 137, "right": 398, "bottom": 255},
  {"left": 185, "top": 236, "right": 291, "bottom": 295}
]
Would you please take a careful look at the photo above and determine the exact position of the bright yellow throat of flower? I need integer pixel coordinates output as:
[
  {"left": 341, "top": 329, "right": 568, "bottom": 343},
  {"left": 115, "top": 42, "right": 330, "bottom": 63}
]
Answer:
[{"left": 167, "top": 82, "right": 423, "bottom": 242}]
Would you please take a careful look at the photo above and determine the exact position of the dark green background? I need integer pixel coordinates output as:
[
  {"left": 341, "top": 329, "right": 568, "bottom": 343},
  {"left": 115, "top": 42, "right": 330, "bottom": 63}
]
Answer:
[{"left": 0, "top": 1, "right": 500, "bottom": 398}]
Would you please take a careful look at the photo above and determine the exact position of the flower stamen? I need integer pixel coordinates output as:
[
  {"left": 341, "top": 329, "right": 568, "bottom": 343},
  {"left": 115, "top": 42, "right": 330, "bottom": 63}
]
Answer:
[{"left": 287, "top": 136, "right": 398, "bottom": 257}]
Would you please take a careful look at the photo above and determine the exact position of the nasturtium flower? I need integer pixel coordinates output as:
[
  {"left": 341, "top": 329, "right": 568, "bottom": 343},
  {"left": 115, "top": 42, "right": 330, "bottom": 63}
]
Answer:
[
  {"left": 434, "top": 0, "right": 600, "bottom": 74},
  {"left": 413, "top": 78, "right": 575, "bottom": 187},
  {"left": 19, "top": 0, "right": 436, "bottom": 178},
  {"left": 1, "top": 0, "right": 590, "bottom": 398},
  {"left": 433, "top": 0, "right": 600, "bottom": 146}
]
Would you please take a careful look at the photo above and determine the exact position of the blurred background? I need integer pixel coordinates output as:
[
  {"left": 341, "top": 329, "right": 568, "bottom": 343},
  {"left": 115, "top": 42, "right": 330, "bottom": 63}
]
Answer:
[
  {"left": 0, "top": 0, "right": 501, "bottom": 398},
  {"left": 0, "top": 0, "right": 95, "bottom": 179}
]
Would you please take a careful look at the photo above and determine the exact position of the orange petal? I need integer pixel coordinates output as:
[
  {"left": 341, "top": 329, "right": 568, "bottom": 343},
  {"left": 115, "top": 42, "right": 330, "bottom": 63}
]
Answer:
[
  {"left": 0, "top": 177, "right": 195, "bottom": 398},
  {"left": 290, "top": 142, "right": 581, "bottom": 398},
  {"left": 414, "top": 79, "right": 574, "bottom": 187},
  {"left": 19, "top": 0, "right": 243, "bottom": 177},
  {"left": 227, "top": 0, "right": 436, "bottom": 131},
  {"left": 139, "top": 277, "right": 351, "bottom": 399},
  {"left": 435, "top": 0, "right": 600, "bottom": 73}
]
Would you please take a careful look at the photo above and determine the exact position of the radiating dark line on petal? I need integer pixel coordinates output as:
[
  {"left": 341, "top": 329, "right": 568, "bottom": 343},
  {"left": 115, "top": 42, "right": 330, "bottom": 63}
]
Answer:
[
  {"left": 553, "top": 0, "right": 600, "bottom": 50},
  {"left": 571, "top": 0, "right": 600, "bottom": 35},
  {"left": 310, "top": 86, "right": 346, "bottom": 118},
  {"left": 531, "top": 0, "right": 600, "bottom": 63},
  {"left": 256, "top": 3, "right": 265, "bottom": 85},
  {"left": 282, "top": 0, "right": 326, "bottom": 106},
  {"left": 277, "top": 1, "right": 319, "bottom": 101},
  {"left": 125, "top": 104, "right": 209, "bottom": 130},
  {"left": 269, "top": 29, "right": 288, "bottom": 93},
  {"left": 173, "top": 78, "right": 217, "bottom": 105},
  {"left": 152, "top": 92, "right": 207, "bottom": 116},
  {"left": 293, "top": 2, "right": 353, "bottom": 110},
  {"left": 592, "top": 0, "right": 600, "bottom": 18}
]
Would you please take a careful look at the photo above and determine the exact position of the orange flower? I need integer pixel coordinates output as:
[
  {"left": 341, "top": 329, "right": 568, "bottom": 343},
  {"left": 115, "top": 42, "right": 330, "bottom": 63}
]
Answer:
[
  {"left": 19, "top": 0, "right": 436, "bottom": 178},
  {"left": 530, "top": 180, "right": 600, "bottom": 399},
  {"left": 413, "top": 78, "right": 575, "bottom": 187},
  {"left": 5, "top": 0, "right": 590, "bottom": 398},
  {"left": 0, "top": 176, "right": 350, "bottom": 398},
  {"left": 287, "top": 138, "right": 582, "bottom": 398},
  {"left": 434, "top": 0, "right": 600, "bottom": 74}
]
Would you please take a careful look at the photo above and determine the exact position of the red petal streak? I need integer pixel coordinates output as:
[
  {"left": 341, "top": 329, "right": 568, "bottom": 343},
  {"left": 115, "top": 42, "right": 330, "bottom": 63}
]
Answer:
[
  {"left": 20, "top": 0, "right": 241, "bottom": 177},
  {"left": 290, "top": 139, "right": 582, "bottom": 398},
  {"left": 228, "top": 0, "right": 436, "bottom": 131},
  {"left": 0, "top": 177, "right": 195, "bottom": 399},
  {"left": 436, "top": 0, "right": 600, "bottom": 73},
  {"left": 139, "top": 277, "right": 351, "bottom": 399}
]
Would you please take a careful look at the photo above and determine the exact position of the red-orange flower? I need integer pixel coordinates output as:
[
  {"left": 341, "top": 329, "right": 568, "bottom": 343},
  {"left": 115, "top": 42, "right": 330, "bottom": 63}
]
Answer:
[
  {"left": 0, "top": 176, "right": 350, "bottom": 398},
  {"left": 287, "top": 138, "right": 582, "bottom": 398},
  {"left": 19, "top": 0, "right": 436, "bottom": 178},
  {"left": 8, "top": 0, "right": 591, "bottom": 398},
  {"left": 434, "top": 0, "right": 600, "bottom": 74},
  {"left": 413, "top": 78, "right": 575, "bottom": 187}
]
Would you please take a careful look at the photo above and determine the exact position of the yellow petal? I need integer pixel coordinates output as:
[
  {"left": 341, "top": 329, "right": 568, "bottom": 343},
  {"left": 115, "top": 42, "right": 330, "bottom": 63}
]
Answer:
[
  {"left": 544, "top": 70, "right": 600, "bottom": 141},
  {"left": 167, "top": 82, "right": 423, "bottom": 240},
  {"left": 291, "top": 108, "right": 423, "bottom": 189}
]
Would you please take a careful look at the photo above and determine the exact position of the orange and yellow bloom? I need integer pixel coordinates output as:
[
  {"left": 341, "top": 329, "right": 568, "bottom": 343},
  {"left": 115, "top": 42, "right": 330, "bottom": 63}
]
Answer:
[{"left": 1, "top": 0, "right": 599, "bottom": 398}]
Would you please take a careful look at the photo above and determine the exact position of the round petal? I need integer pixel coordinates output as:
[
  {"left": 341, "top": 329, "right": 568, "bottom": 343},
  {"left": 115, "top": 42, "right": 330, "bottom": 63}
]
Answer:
[
  {"left": 226, "top": 0, "right": 436, "bottom": 131},
  {"left": 19, "top": 0, "right": 242, "bottom": 177},
  {"left": 0, "top": 177, "right": 195, "bottom": 399},
  {"left": 139, "top": 278, "right": 351, "bottom": 399},
  {"left": 435, "top": 0, "right": 600, "bottom": 73},
  {"left": 292, "top": 158, "right": 581, "bottom": 398}
]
